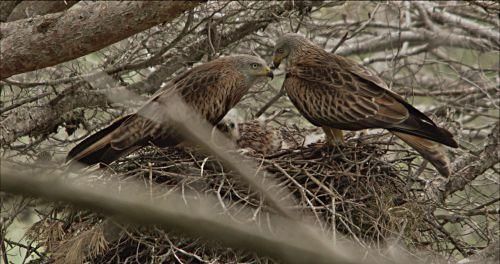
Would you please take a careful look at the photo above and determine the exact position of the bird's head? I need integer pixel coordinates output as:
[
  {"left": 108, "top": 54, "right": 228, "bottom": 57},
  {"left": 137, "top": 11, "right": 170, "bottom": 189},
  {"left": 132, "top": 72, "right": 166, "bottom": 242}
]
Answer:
[
  {"left": 232, "top": 55, "right": 274, "bottom": 80},
  {"left": 272, "top": 33, "right": 312, "bottom": 69},
  {"left": 216, "top": 118, "right": 240, "bottom": 141}
]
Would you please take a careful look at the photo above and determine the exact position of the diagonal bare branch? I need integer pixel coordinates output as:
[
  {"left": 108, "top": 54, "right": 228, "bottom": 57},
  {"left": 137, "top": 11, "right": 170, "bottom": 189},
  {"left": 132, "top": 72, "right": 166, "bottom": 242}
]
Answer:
[{"left": 0, "top": 1, "right": 203, "bottom": 79}]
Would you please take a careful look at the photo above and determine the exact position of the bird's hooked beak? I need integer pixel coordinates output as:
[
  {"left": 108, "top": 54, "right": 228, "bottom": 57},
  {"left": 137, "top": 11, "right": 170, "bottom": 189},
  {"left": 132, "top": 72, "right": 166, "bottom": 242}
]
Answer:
[
  {"left": 271, "top": 54, "right": 283, "bottom": 70},
  {"left": 263, "top": 66, "right": 274, "bottom": 79}
]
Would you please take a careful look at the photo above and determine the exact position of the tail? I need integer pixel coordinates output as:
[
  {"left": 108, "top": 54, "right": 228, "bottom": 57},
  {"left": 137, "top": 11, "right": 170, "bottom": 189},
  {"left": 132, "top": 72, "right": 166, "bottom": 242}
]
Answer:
[
  {"left": 66, "top": 115, "right": 138, "bottom": 167},
  {"left": 388, "top": 96, "right": 458, "bottom": 148},
  {"left": 392, "top": 131, "right": 452, "bottom": 177}
]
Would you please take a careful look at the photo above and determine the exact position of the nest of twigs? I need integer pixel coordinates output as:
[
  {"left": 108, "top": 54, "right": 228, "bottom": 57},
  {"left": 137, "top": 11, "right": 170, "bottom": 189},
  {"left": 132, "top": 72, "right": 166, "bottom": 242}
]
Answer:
[{"left": 26, "top": 128, "right": 441, "bottom": 263}]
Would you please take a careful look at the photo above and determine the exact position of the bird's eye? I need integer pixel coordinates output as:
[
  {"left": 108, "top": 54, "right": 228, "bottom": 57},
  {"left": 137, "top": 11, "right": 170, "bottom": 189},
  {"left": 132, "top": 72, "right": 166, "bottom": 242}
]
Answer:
[
  {"left": 251, "top": 63, "right": 259, "bottom": 69},
  {"left": 277, "top": 48, "right": 284, "bottom": 53},
  {"left": 229, "top": 123, "right": 235, "bottom": 128}
]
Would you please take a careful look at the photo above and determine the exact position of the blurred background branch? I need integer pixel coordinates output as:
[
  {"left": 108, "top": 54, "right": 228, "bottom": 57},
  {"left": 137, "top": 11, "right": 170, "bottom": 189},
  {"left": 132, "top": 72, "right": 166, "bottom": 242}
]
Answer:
[{"left": 1, "top": 164, "right": 371, "bottom": 264}]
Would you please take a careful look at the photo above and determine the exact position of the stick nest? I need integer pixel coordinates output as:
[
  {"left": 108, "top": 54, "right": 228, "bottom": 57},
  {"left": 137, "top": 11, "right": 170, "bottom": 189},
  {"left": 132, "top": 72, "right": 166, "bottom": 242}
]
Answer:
[{"left": 27, "top": 129, "right": 442, "bottom": 263}]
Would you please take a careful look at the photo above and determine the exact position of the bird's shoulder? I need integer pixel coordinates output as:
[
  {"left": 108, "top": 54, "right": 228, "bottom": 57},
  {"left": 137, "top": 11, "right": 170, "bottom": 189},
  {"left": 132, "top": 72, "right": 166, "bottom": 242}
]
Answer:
[
  {"left": 173, "top": 62, "right": 228, "bottom": 91},
  {"left": 288, "top": 50, "right": 389, "bottom": 92},
  {"left": 150, "top": 61, "right": 242, "bottom": 105}
]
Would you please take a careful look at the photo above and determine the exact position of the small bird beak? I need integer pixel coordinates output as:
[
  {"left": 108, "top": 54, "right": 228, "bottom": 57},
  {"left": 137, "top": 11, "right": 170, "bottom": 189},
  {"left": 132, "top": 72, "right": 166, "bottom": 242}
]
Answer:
[
  {"left": 271, "top": 55, "right": 282, "bottom": 70},
  {"left": 264, "top": 67, "right": 274, "bottom": 79},
  {"left": 267, "top": 70, "right": 274, "bottom": 79}
]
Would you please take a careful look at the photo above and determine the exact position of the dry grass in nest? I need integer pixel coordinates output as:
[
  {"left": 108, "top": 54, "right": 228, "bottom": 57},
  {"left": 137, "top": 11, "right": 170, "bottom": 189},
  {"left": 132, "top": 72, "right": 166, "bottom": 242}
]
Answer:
[{"left": 26, "top": 132, "right": 437, "bottom": 263}]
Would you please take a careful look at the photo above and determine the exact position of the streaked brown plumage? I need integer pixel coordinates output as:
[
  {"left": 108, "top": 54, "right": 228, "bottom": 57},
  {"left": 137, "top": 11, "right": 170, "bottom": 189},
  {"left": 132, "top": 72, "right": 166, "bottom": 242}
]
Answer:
[
  {"left": 216, "top": 116, "right": 282, "bottom": 155},
  {"left": 67, "top": 55, "right": 273, "bottom": 166},
  {"left": 272, "top": 33, "right": 458, "bottom": 176}
]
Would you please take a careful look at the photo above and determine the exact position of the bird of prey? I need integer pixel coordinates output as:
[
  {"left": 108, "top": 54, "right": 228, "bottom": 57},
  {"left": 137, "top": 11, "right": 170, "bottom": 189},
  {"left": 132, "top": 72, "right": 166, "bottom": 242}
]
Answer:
[
  {"left": 67, "top": 55, "right": 274, "bottom": 166},
  {"left": 215, "top": 116, "right": 240, "bottom": 143},
  {"left": 216, "top": 115, "right": 282, "bottom": 155},
  {"left": 271, "top": 33, "right": 458, "bottom": 176}
]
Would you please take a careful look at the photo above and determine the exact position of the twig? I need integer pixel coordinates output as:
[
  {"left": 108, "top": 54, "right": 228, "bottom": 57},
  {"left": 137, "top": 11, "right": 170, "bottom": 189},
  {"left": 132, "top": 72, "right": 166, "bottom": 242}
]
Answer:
[
  {"left": 255, "top": 87, "right": 286, "bottom": 118},
  {"left": 1, "top": 237, "right": 8, "bottom": 264},
  {"left": 330, "top": 31, "right": 349, "bottom": 54}
]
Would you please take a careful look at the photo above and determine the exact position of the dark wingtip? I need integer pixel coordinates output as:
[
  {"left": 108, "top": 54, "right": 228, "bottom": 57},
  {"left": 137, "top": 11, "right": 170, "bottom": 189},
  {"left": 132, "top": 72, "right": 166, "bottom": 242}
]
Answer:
[
  {"left": 65, "top": 115, "right": 132, "bottom": 165},
  {"left": 271, "top": 61, "right": 280, "bottom": 70},
  {"left": 438, "top": 127, "right": 459, "bottom": 148},
  {"left": 448, "top": 138, "right": 459, "bottom": 148},
  {"left": 267, "top": 71, "right": 274, "bottom": 79}
]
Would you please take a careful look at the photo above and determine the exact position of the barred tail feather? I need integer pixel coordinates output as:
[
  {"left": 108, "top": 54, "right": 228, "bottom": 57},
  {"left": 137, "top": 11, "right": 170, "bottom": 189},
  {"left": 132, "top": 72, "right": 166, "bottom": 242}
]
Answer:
[{"left": 392, "top": 131, "right": 452, "bottom": 177}]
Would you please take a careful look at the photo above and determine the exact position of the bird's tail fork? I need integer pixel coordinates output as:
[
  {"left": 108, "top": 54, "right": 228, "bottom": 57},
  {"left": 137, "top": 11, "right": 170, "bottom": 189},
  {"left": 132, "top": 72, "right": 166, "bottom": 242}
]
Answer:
[{"left": 392, "top": 131, "right": 451, "bottom": 177}]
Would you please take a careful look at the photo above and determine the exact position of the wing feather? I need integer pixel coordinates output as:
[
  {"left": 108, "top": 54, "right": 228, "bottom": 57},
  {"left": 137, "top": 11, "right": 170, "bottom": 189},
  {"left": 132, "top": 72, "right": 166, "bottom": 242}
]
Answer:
[
  {"left": 69, "top": 61, "right": 245, "bottom": 165},
  {"left": 284, "top": 69, "right": 406, "bottom": 130},
  {"left": 284, "top": 48, "right": 457, "bottom": 147},
  {"left": 108, "top": 63, "right": 238, "bottom": 150}
]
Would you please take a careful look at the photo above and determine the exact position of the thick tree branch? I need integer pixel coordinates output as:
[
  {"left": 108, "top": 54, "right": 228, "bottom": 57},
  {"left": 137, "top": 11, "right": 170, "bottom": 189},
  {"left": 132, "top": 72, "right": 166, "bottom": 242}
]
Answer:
[
  {"left": 0, "top": 0, "right": 22, "bottom": 22},
  {"left": 0, "top": 1, "right": 203, "bottom": 79},
  {"left": 337, "top": 28, "right": 497, "bottom": 56},
  {"left": 426, "top": 121, "right": 499, "bottom": 203},
  {"left": 419, "top": 2, "right": 500, "bottom": 43},
  {"left": 6, "top": 0, "right": 78, "bottom": 22},
  {"left": 0, "top": 85, "right": 114, "bottom": 145},
  {"left": 444, "top": 121, "right": 499, "bottom": 196}
]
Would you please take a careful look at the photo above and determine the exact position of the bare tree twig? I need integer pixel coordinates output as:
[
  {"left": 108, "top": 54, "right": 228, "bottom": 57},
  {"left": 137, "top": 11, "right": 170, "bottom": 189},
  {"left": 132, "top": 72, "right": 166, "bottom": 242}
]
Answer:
[
  {"left": 330, "top": 31, "right": 349, "bottom": 54},
  {"left": 255, "top": 87, "right": 286, "bottom": 118},
  {"left": 457, "top": 239, "right": 500, "bottom": 264}
]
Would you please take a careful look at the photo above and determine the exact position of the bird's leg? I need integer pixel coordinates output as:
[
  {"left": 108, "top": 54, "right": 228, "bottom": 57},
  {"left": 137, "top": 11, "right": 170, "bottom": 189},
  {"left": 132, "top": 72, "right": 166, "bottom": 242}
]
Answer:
[{"left": 322, "top": 126, "right": 345, "bottom": 146}]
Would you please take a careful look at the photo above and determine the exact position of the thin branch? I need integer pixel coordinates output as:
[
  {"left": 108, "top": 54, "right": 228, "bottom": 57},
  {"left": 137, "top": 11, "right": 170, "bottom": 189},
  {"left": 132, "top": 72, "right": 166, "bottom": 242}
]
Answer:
[{"left": 255, "top": 87, "right": 286, "bottom": 118}]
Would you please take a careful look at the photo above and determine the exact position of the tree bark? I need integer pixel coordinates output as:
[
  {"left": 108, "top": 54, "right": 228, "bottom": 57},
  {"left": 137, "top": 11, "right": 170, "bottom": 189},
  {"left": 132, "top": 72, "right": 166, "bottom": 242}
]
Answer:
[
  {"left": 445, "top": 122, "right": 499, "bottom": 196},
  {"left": 6, "top": 0, "right": 79, "bottom": 22},
  {"left": 0, "top": 1, "right": 203, "bottom": 79},
  {"left": 0, "top": 0, "right": 22, "bottom": 22},
  {"left": 426, "top": 122, "right": 499, "bottom": 203}
]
